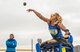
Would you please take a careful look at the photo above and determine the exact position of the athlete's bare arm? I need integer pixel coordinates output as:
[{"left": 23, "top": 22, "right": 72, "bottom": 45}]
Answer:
[
  {"left": 57, "top": 23, "right": 68, "bottom": 32},
  {"left": 27, "top": 9, "right": 50, "bottom": 23}
]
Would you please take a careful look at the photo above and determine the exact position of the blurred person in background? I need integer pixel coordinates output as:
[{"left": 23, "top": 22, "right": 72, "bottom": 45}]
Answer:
[{"left": 6, "top": 34, "right": 17, "bottom": 52}]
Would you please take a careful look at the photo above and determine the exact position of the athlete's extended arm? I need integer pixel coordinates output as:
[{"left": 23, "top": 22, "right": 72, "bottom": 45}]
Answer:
[{"left": 27, "top": 9, "right": 49, "bottom": 23}]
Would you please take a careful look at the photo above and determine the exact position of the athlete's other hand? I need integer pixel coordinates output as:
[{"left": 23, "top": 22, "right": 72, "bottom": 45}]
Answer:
[{"left": 27, "top": 9, "right": 34, "bottom": 12}]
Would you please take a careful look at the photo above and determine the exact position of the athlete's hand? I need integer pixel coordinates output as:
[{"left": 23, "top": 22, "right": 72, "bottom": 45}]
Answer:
[
  {"left": 65, "top": 29, "right": 70, "bottom": 35},
  {"left": 27, "top": 9, "right": 34, "bottom": 12}
]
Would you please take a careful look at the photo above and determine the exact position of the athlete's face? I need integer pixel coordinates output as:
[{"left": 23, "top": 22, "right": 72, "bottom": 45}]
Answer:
[{"left": 50, "top": 14, "right": 57, "bottom": 21}]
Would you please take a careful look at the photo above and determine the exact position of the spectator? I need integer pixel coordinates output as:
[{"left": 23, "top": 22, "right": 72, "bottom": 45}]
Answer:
[{"left": 6, "top": 34, "right": 17, "bottom": 52}]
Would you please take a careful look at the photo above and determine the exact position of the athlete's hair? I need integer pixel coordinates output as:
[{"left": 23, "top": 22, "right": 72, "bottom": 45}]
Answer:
[
  {"left": 51, "top": 13, "right": 62, "bottom": 23},
  {"left": 55, "top": 13, "right": 62, "bottom": 23}
]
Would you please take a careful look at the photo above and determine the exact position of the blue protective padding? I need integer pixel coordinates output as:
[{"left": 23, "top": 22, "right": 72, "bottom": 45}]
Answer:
[
  {"left": 6, "top": 39, "right": 17, "bottom": 52},
  {"left": 68, "top": 35, "right": 73, "bottom": 44}
]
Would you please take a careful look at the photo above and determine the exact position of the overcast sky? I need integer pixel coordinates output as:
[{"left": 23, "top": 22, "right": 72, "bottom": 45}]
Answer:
[{"left": 0, "top": 0, "right": 80, "bottom": 49}]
